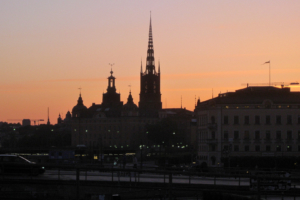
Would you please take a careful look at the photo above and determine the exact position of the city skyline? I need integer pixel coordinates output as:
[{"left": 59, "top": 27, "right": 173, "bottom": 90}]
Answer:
[{"left": 1, "top": 1, "right": 300, "bottom": 124}]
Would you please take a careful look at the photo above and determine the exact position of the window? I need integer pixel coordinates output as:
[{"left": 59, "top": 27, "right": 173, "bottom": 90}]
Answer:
[
  {"left": 266, "top": 115, "right": 271, "bottom": 125},
  {"left": 255, "top": 145, "right": 260, "bottom": 152},
  {"left": 255, "top": 115, "right": 260, "bottom": 125},
  {"left": 276, "top": 145, "right": 281, "bottom": 151},
  {"left": 224, "top": 131, "right": 228, "bottom": 140},
  {"left": 266, "top": 145, "right": 271, "bottom": 152},
  {"left": 224, "top": 116, "right": 228, "bottom": 124},
  {"left": 266, "top": 131, "right": 271, "bottom": 140},
  {"left": 244, "top": 116, "right": 249, "bottom": 125},
  {"left": 211, "top": 156, "right": 216, "bottom": 165},
  {"left": 287, "top": 131, "right": 292, "bottom": 140},
  {"left": 211, "top": 131, "right": 215, "bottom": 139},
  {"left": 244, "top": 145, "right": 249, "bottom": 152},
  {"left": 276, "top": 131, "right": 281, "bottom": 140},
  {"left": 211, "top": 145, "right": 216, "bottom": 152},
  {"left": 276, "top": 115, "right": 281, "bottom": 124},
  {"left": 234, "top": 131, "right": 239, "bottom": 140},
  {"left": 244, "top": 131, "right": 249, "bottom": 140},
  {"left": 234, "top": 145, "right": 239, "bottom": 152},
  {"left": 287, "top": 145, "right": 292, "bottom": 152},
  {"left": 255, "top": 131, "right": 260, "bottom": 140},
  {"left": 287, "top": 115, "right": 292, "bottom": 124},
  {"left": 234, "top": 116, "right": 239, "bottom": 125},
  {"left": 223, "top": 145, "right": 228, "bottom": 151},
  {"left": 211, "top": 116, "right": 215, "bottom": 124}
]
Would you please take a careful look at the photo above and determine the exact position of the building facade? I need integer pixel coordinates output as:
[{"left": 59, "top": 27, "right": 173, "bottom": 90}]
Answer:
[{"left": 195, "top": 86, "right": 300, "bottom": 167}]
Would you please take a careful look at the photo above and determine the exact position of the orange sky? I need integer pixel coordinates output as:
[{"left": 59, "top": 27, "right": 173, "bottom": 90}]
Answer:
[{"left": 1, "top": 1, "right": 300, "bottom": 124}]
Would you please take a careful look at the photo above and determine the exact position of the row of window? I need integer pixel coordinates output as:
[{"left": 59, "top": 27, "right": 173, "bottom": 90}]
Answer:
[
  {"left": 222, "top": 145, "right": 296, "bottom": 152},
  {"left": 222, "top": 105, "right": 296, "bottom": 109},
  {"left": 223, "top": 130, "right": 299, "bottom": 140},
  {"left": 223, "top": 115, "right": 299, "bottom": 125}
]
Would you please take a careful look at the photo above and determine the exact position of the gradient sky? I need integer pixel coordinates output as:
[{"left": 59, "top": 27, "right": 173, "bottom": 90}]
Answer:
[{"left": 1, "top": 1, "right": 300, "bottom": 124}]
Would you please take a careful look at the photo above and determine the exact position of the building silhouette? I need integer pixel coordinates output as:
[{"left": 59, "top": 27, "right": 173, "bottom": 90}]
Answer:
[
  {"left": 67, "top": 18, "right": 194, "bottom": 154},
  {"left": 195, "top": 86, "right": 300, "bottom": 167}
]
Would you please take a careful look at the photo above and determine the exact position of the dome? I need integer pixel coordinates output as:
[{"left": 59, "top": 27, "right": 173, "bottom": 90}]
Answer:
[
  {"left": 72, "top": 94, "right": 87, "bottom": 117},
  {"left": 65, "top": 111, "right": 71, "bottom": 119},
  {"left": 123, "top": 92, "right": 138, "bottom": 111}
]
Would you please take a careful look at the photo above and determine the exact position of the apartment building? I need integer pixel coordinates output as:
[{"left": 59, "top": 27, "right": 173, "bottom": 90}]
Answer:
[{"left": 195, "top": 86, "right": 300, "bottom": 167}]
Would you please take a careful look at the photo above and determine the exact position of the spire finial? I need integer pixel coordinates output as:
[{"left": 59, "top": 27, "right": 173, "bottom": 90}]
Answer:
[
  {"left": 78, "top": 87, "right": 82, "bottom": 96},
  {"left": 109, "top": 63, "right": 114, "bottom": 76}
]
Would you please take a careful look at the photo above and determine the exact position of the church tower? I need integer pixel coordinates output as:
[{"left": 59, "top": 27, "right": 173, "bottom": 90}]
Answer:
[
  {"left": 101, "top": 69, "right": 123, "bottom": 117},
  {"left": 139, "top": 17, "right": 162, "bottom": 117}
]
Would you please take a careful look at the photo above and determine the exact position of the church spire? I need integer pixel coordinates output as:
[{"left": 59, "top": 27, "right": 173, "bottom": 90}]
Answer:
[
  {"left": 146, "top": 15, "right": 155, "bottom": 74},
  {"left": 139, "top": 16, "right": 162, "bottom": 116}
]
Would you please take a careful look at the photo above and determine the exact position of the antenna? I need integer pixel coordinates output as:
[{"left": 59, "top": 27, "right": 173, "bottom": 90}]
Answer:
[{"left": 78, "top": 87, "right": 82, "bottom": 95}]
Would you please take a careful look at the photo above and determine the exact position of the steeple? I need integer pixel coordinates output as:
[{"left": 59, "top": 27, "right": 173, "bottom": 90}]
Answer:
[
  {"left": 47, "top": 107, "right": 50, "bottom": 125},
  {"left": 145, "top": 16, "right": 155, "bottom": 74},
  {"left": 139, "top": 16, "right": 162, "bottom": 117}
]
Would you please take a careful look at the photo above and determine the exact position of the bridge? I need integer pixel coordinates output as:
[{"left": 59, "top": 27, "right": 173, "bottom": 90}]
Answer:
[{"left": 0, "top": 165, "right": 300, "bottom": 199}]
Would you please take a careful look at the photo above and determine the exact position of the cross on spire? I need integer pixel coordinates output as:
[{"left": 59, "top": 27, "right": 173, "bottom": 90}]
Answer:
[{"left": 78, "top": 87, "right": 82, "bottom": 96}]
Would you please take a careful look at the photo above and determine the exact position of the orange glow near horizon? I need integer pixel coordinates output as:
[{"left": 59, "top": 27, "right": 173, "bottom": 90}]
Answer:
[{"left": 1, "top": 1, "right": 300, "bottom": 124}]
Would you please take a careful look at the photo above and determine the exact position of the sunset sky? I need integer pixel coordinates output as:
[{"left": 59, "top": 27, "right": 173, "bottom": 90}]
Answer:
[{"left": 1, "top": 1, "right": 300, "bottom": 124}]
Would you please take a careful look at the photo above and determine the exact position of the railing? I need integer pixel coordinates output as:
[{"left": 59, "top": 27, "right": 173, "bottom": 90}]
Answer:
[{"left": 1, "top": 165, "right": 300, "bottom": 199}]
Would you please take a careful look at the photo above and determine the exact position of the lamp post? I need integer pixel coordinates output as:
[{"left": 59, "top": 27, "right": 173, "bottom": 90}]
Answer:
[
  {"left": 140, "top": 140, "right": 143, "bottom": 170},
  {"left": 100, "top": 136, "right": 103, "bottom": 167}
]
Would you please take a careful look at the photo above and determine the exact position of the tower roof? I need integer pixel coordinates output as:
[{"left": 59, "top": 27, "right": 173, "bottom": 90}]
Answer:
[{"left": 145, "top": 16, "right": 156, "bottom": 74}]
